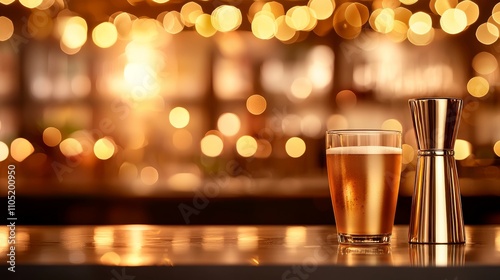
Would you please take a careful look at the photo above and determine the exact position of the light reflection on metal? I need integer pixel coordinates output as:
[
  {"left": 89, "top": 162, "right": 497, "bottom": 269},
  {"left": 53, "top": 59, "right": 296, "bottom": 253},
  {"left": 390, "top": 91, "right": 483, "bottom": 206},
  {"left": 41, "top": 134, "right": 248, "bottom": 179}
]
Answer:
[
  {"left": 408, "top": 98, "right": 465, "bottom": 244},
  {"left": 409, "top": 244, "right": 465, "bottom": 266}
]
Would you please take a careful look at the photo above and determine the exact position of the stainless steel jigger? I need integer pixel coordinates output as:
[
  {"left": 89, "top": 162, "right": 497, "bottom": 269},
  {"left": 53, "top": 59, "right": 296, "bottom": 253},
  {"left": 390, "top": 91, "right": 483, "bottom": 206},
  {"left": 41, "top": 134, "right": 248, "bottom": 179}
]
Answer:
[{"left": 408, "top": 98, "right": 465, "bottom": 244}]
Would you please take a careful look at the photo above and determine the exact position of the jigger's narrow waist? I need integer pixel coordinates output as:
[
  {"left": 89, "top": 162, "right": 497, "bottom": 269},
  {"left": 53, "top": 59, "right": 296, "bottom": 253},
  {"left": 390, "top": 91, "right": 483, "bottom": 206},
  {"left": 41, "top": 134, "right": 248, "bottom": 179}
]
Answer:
[{"left": 417, "top": 150, "right": 455, "bottom": 156}]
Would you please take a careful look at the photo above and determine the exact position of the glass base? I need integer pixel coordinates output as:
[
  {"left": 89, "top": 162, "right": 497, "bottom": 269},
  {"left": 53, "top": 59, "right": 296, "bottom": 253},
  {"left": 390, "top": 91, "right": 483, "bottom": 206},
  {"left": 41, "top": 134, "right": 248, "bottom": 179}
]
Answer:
[{"left": 338, "top": 233, "right": 391, "bottom": 245}]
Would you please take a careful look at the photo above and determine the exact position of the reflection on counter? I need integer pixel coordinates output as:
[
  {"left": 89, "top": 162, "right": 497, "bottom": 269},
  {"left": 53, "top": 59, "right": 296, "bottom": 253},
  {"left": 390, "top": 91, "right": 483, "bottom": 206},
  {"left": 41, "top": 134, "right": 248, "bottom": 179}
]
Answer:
[{"left": 1, "top": 225, "right": 500, "bottom": 267}]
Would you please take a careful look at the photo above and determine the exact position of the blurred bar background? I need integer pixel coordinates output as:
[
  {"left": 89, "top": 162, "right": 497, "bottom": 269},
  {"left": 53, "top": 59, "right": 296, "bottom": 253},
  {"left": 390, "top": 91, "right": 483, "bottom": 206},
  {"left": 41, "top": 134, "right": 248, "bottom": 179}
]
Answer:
[{"left": 0, "top": 0, "right": 499, "bottom": 225}]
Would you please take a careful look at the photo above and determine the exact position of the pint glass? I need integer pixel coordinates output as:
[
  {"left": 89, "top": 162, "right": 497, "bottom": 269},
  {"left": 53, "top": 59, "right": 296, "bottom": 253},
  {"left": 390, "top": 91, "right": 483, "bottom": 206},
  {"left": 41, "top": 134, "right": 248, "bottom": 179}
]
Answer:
[{"left": 326, "top": 130, "right": 402, "bottom": 244}]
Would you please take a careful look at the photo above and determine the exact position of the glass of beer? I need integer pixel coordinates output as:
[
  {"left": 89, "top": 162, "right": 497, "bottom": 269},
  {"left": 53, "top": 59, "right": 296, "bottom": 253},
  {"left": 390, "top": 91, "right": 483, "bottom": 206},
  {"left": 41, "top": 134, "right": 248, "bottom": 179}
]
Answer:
[{"left": 326, "top": 130, "right": 402, "bottom": 244}]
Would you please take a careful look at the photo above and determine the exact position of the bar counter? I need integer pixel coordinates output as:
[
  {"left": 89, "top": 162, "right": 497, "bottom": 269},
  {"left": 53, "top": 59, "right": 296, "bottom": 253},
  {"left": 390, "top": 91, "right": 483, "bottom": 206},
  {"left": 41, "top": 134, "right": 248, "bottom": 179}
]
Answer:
[{"left": 2, "top": 225, "right": 500, "bottom": 279}]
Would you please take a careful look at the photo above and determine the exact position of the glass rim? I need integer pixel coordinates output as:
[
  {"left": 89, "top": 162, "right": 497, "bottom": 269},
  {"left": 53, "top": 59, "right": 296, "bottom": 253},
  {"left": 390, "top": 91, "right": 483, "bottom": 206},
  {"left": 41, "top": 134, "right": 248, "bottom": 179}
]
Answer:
[{"left": 326, "top": 129, "right": 401, "bottom": 135}]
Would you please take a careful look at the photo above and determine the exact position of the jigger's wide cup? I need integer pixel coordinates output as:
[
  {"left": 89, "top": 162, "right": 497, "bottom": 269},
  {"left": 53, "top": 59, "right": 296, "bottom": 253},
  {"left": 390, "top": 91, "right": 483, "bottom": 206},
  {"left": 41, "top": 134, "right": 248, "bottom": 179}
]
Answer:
[{"left": 326, "top": 130, "right": 402, "bottom": 245}]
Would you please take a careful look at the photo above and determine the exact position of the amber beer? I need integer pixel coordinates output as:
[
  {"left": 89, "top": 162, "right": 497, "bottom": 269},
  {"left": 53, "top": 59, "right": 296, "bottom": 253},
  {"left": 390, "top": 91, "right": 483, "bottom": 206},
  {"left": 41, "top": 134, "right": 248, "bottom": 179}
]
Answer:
[{"left": 327, "top": 145, "right": 402, "bottom": 243}]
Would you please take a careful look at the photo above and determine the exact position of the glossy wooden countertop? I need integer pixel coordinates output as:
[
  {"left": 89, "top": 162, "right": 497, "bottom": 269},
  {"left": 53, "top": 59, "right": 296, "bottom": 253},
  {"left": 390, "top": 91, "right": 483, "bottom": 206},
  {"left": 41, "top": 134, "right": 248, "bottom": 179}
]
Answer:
[{"left": 2, "top": 225, "right": 500, "bottom": 279}]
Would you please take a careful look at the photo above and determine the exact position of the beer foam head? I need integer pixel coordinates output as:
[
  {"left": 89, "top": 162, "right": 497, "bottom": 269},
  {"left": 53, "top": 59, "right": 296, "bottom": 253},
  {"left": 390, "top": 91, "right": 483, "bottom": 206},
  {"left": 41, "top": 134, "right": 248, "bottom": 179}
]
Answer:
[{"left": 326, "top": 146, "right": 402, "bottom": 155}]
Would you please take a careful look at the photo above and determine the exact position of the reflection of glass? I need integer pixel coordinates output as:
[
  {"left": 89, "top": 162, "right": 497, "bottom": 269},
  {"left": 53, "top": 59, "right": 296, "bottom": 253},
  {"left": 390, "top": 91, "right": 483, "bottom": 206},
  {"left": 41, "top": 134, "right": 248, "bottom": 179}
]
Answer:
[
  {"left": 409, "top": 244, "right": 465, "bottom": 266},
  {"left": 326, "top": 130, "right": 402, "bottom": 244},
  {"left": 337, "top": 245, "right": 393, "bottom": 266}
]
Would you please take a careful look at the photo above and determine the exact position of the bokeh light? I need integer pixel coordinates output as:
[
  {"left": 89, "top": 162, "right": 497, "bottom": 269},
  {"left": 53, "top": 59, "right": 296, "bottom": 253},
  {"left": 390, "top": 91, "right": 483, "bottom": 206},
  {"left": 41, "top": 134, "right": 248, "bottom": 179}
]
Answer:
[
  {"left": 336, "top": 90, "right": 357, "bottom": 109},
  {"left": 94, "top": 137, "right": 115, "bottom": 160},
  {"left": 141, "top": 166, "right": 159, "bottom": 185},
  {"left": 43, "top": 127, "right": 62, "bottom": 147},
  {"left": 211, "top": 5, "right": 242, "bottom": 32},
  {"left": 195, "top": 14, "right": 216, "bottom": 38},
  {"left": 440, "top": 8, "right": 467, "bottom": 34},
  {"left": 252, "top": 11, "right": 275, "bottom": 40},
  {"left": 246, "top": 94, "right": 267, "bottom": 115},
  {"left": 456, "top": 0, "right": 479, "bottom": 26},
  {"left": 180, "top": 1, "right": 203, "bottom": 27},
  {"left": 472, "top": 52, "right": 498, "bottom": 75},
  {"left": 169, "top": 107, "right": 190, "bottom": 129},
  {"left": 201, "top": 134, "right": 223, "bottom": 157},
  {"left": 476, "top": 23, "right": 499, "bottom": 45},
  {"left": 59, "top": 138, "right": 83, "bottom": 157},
  {"left": 119, "top": 162, "right": 138, "bottom": 182},
  {"left": 236, "top": 135, "right": 258, "bottom": 157},
  {"left": 494, "top": 141, "right": 500, "bottom": 157},
  {"left": 217, "top": 113, "right": 241, "bottom": 137},
  {"left": 19, "top": 0, "right": 42, "bottom": 8},
  {"left": 308, "top": 0, "right": 335, "bottom": 20},
  {"left": 61, "top": 16, "right": 88, "bottom": 49},
  {"left": 0, "top": 0, "right": 15, "bottom": 5},
  {"left": 402, "top": 144, "right": 415, "bottom": 164},
  {"left": 434, "top": 0, "right": 458, "bottom": 16},
  {"left": 0, "top": 141, "right": 9, "bottom": 162},
  {"left": 327, "top": 114, "right": 349, "bottom": 130},
  {"left": 301, "top": 115, "right": 322, "bottom": 138},
  {"left": 0, "top": 16, "right": 14, "bottom": 41},
  {"left": 255, "top": 139, "right": 272, "bottom": 158},
  {"left": 454, "top": 139, "right": 472, "bottom": 160},
  {"left": 409, "top": 12, "right": 432, "bottom": 35},
  {"left": 11, "top": 138, "right": 35, "bottom": 162},
  {"left": 467, "top": 76, "right": 489, "bottom": 97},
  {"left": 285, "top": 137, "right": 306, "bottom": 158},
  {"left": 290, "top": 77, "right": 313, "bottom": 100},
  {"left": 163, "top": 11, "right": 184, "bottom": 34},
  {"left": 92, "top": 22, "right": 118, "bottom": 48},
  {"left": 381, "top": 119, "right": 403, "bottom": 132}
]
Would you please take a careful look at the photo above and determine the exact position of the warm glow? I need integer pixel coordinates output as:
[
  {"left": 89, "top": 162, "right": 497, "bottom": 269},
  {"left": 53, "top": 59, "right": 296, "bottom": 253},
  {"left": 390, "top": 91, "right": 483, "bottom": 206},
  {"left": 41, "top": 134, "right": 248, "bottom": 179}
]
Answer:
[
  {"left": 201, "top": 134, "right": 224, "bottom": 157},
  {"left": 0, "top": 141, "right": 8, "bottom": 162},
  {"left": 172, "top": 129, "right": 193, "bottom": 151},
  {"left": 472, "top": 52, "right": 498, "bottom": 75},
  {"left": 114, "top": 12, "right": 134, "bottom": 38},
  {"left": 434, "top": 0, "right": 458, "bottom": 16},
  {"left": 141, "top": 166, "right": 159, "bottom": 185},
  {"left": 43, "top": 127, "right": 62, "bottom": 147},
  {"left": 381, "top": 119, "right": 403, "bottom": 132},
  {"left": 119, "top": 162, "right": 138, "bottom": 182},
  {"left": 402, "top": 144, "right": 415, "bottom": 164},
  {"left": 290, "top": 77, "right": 313, "bottom": 99},
  {"left": 252, "top": 11, "right": 275, "bottom": 40},
  {"left": 262, "top": 1, "right": 285, "bottom": 18},
  {"left": 275, "top": 16, "right": 296, "bottom": 42},
  {"left": 167, "top": 173, "right": 202, "bottom": 192},
  {"left": 169, "top": 107, "right": 190, "bottom": 129},
  {"left": 440, "top": 8, "right": 467, "bottom": 35},
  {"left": 0, "top": 16, "right": 14, "bottom": 41},
  {"left": 494, "top": 141, "right": 500, "bottom": 157},
  {"left": 11, "top": 138, "right": 35, "bottom": 162},
  {"left": 308, "top": 0, "right": 335, "bottom": 20},
  {"left": 285, "top": 137, "right": 306, "bottom": 158},
  {"left": 236, "top": 135, "right": 258, "bottom": 157},
  {"left": 409, "top": 12, "right": 432, "bottom": 35},
  {"left": 375, "top": 8, "right": 395, "bottom": 34},
  {"left": 400, "top": 0, "right": 417, "bottom": 4},
  {"left": 287, "top": 6, "right": 312, "bottom": 31},
  {"left": 456, "top": 0, "right": 479, "bottom": 26},
  {"left": 59, "top": 138, "right": 83, "bottom": 157},
  {"left": 336, "top": 90, "right": 357, "bottom": 109},
  {"left": 467, "top": 76, "right": 489, "bottom": 98},
  {"left": 211, "top": 5, "right": 242, "bottom": 32},
  {"left": 61, "top": 16, "right": 88, "bottom": 49},
  {"left": 0, "top": 0, "right": 15, "bottom": 4},
  {"left": 195, "top": 14, "right": 216, "bottom": 38},
  {"left": 301, "top": 115, "right": 322, "bottom": 138},
  {"left": 163, "top": 11, "right": 184, "bottom": 34},
  {"left": 255, "top": 139, "right": 272, "bottom": 158},
  {"left": 217, "top": 113, "right": 241, "bottom": 137},
  {"left": 345, "top": 3, "right": 369, "bottom": 28},
  {"left": 454, "top": 139, "right": 472, "bottom": 160},
  {"left": 19, "top": 0, "right": 42, "bottom": 8},
  {"left": 92, "top": 22, "right": 118, "bottom": 48},
  {"left": 100, "top": 252, "right": 121, "bottom": 265},
  {"left": 407, "top": 27, "right": 435, "bottom": 46},
  {"left": 327, "top": 114, "right": 349, "bottom": 130},
  {"left": 180, "top": 1, "right": 203, "bottom": 27},
  {"left": 476, "top": 23, "right": 499, "bottom": 45},
  {"left": 94, "top": 138, "right": 115, "bottom": 160},
  {"left": 246, "top": 94, "right": 267, "bottom": 115}
]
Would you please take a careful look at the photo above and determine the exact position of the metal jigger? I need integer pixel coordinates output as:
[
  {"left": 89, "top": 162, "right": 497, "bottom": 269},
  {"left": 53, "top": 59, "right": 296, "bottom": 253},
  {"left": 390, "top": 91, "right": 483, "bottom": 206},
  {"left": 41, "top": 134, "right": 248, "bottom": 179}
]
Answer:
[{"left": 408, "top": 98, "right": 466, "bottom": 244}]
